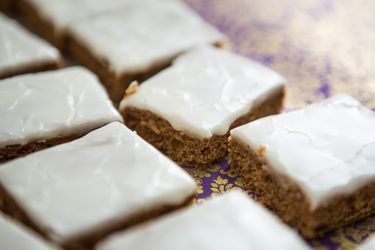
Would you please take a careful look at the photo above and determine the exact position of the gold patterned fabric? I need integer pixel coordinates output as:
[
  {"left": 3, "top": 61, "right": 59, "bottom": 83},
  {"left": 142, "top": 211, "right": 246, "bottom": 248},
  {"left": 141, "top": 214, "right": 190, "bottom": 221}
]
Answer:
[{"left": 184, "top": 1, "right": 375, "bottom": 249}]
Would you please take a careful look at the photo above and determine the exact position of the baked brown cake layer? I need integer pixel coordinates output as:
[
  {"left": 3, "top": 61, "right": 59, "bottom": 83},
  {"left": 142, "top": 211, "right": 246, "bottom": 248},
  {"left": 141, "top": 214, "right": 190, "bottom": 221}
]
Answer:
[
  {"left": 0, "top": 0, "right": 14, "bottom": 15},
  {"left": 122, "top": 89, "right": 284, "bottom": 166},
  {"left": 0, "top": 182, "right": 193, "bottom": 250},
  {"left": 228, "top": 138, "right": 375, "bottom": 238},
  {"left": 0, "top": 133, "right": 84, "bottom": 164},
  {"left": 16, "top": 0, "right": 64, "bottom": 49},
  {"left": 0, "top": 60, "right": 63, "bottom": 80}
]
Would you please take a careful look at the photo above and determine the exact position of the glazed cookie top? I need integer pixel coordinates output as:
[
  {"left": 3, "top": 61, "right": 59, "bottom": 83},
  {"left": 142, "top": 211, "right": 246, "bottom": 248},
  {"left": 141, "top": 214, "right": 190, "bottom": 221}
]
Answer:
[
  {"left": 231, "top": 94, "right": 375, "bottom": 210},
  {"left": 0, "top": 13, "right": 60, "bottom": 75},
  {"left": 68, "top": 0, "right": 225, "bottom": 74},
  {"left": 0, "top": 66, "right": 122, "bottom": 146},
  {"left": 0, "top": 212, "right": 59, "bottom": 250},
  {"left": 96, "top": 190, "right": 309, "bottom": 250},
  {"left": 27, "top": 0, "right": 133, "bottom": 30},
  {"left": 0, "top": 122, "right": 196, "bottom": 242},
  {"left": 120, "top": 46, "right": 285, "bottom": 138}
]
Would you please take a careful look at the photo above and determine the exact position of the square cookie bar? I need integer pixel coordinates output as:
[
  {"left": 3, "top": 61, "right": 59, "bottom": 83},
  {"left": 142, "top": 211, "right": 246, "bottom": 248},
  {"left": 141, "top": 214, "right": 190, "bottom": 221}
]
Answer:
[
  {"left": 16, "top": 0, "right": 131, "bottom": 48},
  {"left": 0, "top": 13, "right": 62, "bottom": 79},
  {"left": 120, "top": 46, "right": 285, "bottom": 166},
  {"left": 66, "top": 0, "right": 225, "bottom": 104},
  {"left": 96, "top": 191, "right": 309, "bottom": 250},
  {"left": 229, "top": 94, "right": 375, "bottom": 238},
  {"left": 0, "top": 212, "right": 59, "bottom": 250},
  {"left": 0, "top": 66, "right": 122, "bottom": 163},
  {"left": 0, "top": 122, "right": 196, "bottom": 249}
]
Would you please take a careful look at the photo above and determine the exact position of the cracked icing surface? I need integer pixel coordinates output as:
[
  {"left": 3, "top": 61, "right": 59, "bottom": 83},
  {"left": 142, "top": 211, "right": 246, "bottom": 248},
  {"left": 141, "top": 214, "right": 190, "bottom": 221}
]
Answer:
[
  {"left": 230, "top": 94, "right": 375, "bottom": 210},
  {"left": 0, "top": 213, "right": 58, "bottom": 250},
  {"left": 0, "top": 122, "right": 196, "bottom": 242},
  {"left": 120, "top": 46, "right": 285, "bottom": 138},
  {"left": 97, "top": 191, "right": 309, "bottom": 250},
  {"left": 0, "top": 66, "right": 122, "bottom": 147},
  {"left": 68, "top": 0, "right": 225, "bottom": 74},
  {"left": 0, "top": 13, "right": 59, "bottom": 75}
]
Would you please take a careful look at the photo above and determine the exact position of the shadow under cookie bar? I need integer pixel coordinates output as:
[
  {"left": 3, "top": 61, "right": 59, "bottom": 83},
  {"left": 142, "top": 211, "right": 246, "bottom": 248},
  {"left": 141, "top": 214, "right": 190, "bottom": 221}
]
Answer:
[
  {"left": 122, "top": 89, "right": 284, "bottom": 167},
  {"left": 0, "top": 182, "right": 194, "bottom": 250},
  {"left": 228, "top": 138, "right": 375, "bottom": 238}
]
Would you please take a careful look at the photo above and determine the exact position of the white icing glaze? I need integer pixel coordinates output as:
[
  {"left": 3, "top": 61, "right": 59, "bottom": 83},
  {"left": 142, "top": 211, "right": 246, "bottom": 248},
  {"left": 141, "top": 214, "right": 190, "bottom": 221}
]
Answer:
[
  {"left": 120, "top": 46, "right": 285, "bottom": 138},
  {"left": 0, "top": 13, "right": 60, "bottom": 75},
  {"left": 0, "top": 212, "right": 59, "bottom": 250},
  {"left": 357, "top": 236, "right": 375, "bottom": 250},
  {"left": 0, "top": 122, "right": 196, "bottom": 242},
  {"left": 230, "top": 94, "right": 375, "bottom": 210},
  {"left": 96, "top": 190, "right": 309, "bottom": 250},
  {"left": 68, "top": 1, "right": 225, "bottom": 74},
  {"left": 27, "top": 0, "right": 136, "bottom": 31},
  {"left": 0, "top": 66, "right": 122, "bottom": 147}
]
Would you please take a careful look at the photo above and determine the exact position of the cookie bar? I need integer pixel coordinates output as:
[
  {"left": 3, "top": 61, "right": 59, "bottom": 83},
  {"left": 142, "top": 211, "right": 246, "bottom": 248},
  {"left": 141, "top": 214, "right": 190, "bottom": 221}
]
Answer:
[
  {"left": 0, "top": 122, "right": 196, "bottom": 249},
  {"left": 0, "top": 13, "right": 62, "bottom": 79},
  {"left": 120, "top": 46, "right": 285, "bottom": 166},
  {"left": 16, "top": 0, "right": 131, "bottom": 48},
  {"left": 229, "top": 94, "right": 375, "bottom": 238},
  {"left": 0, "top": 66, "right": 122, "bottom": 163},
  {"left": 66, "top": 0, "right": 226, "bottom": 104},
  {"left": 96, "top": 191, "right": 309, "bottom": 250}
]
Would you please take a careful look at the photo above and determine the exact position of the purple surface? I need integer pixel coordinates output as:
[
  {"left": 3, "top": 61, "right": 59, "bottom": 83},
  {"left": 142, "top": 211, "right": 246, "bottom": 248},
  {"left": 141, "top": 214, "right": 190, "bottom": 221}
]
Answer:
[{"left": 184, "top": 0, "right": 375, "bottom": 249}]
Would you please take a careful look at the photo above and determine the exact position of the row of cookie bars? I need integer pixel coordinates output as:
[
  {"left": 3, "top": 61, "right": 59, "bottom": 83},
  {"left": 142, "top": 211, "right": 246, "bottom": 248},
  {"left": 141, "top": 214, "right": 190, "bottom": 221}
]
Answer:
[
  {"left": 1, "top": 33, "right": 375, "bottom": 248},
  {"left": 2, "top": 0, "right": 226, "bottom": 105},
  {"left": 1, "top": 0, "right": 375, "bottom": 249},
  {"left": 0, "top": 18, "right": 308, "bottom": 249},
  {"left": 2, "top": 40, "right": 374, "bottom": 248},
  {"left": 118, "top": 42, "right": 375, "bottom": 239}
]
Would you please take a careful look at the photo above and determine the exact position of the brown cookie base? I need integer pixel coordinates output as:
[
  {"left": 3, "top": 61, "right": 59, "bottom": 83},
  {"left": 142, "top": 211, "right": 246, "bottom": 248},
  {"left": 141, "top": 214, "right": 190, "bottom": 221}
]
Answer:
[
  {"left": 0, "top": 121, "right": 114, "bottom": 164},
  {"left": 121, "top": 87, "right": 284, "bottom": 166},
  {"left": 0, "top": 133, "right": 85, "bottom": 164},
  {"left": 0, "top": 181, "right": 194, "bottom": 250},
  {"left": 0, "top": 0, "right": 14, "bottom": 16},
  {"left": 0, "top": 60, "right": 63, "bottom": 80},
  {"left": 16, "top": 0, "right": 64, "bottom": 49},
  {"left": 228, "top": 138, "right": 375, "bottom": 238}
]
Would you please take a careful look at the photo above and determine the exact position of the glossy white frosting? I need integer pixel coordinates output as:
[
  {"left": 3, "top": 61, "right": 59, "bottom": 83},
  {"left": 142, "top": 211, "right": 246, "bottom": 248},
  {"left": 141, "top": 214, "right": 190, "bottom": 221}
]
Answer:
[
  {"left": 69, "top": 1, "right": 225, "bottom": 74},
  {"left": 0, "top": 13, "right": 60, "bottom": 75},
  {"left": 230, "top": 94, "right": 375, "bottom": 210},
  {"left": 120, "top": 46, "right": 285, "bottom": 138},
  {"left": 357, "top": 236, "right": 375, "bottom": 250},
  {"left": 97, "top": 190, "right": 309, "bottom": 250},
  {"left": 0, "top": 66, "right": 122, "bottom": 147},
  {"left": 27, "top": 0, "right": 134, "bottom": 31},
  {"left": 0, "top": 212, "right": 58, "bottom": 250},
  {"left": 0, "top": 122, "right": 196, "bottom": 242}
]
